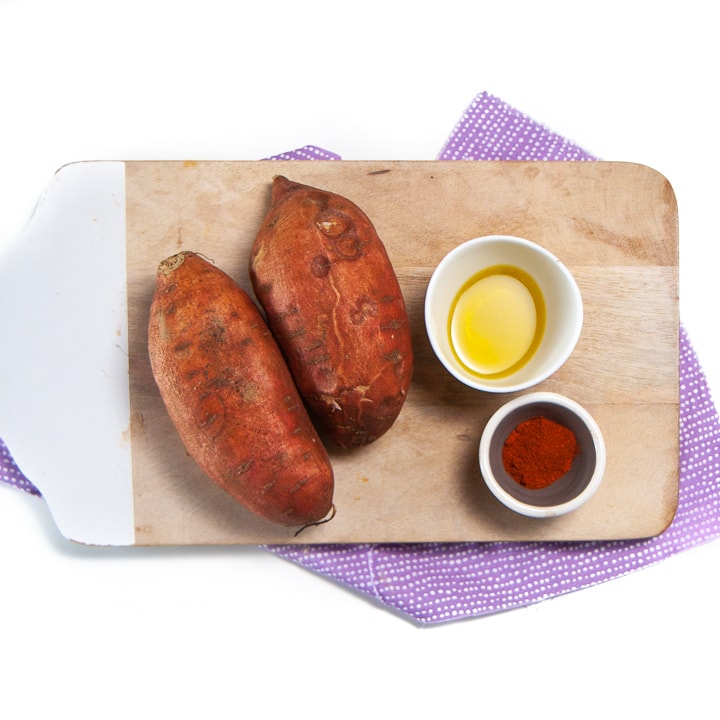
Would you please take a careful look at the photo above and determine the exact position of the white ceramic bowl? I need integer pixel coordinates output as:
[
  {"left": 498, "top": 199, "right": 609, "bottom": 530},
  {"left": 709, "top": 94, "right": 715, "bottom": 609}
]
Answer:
[
  {"left": 479, "top": 392, "right": 605, "bottom": 518},
  {"left": 424, "top": 235, "right": 583, "bottom": 393}
]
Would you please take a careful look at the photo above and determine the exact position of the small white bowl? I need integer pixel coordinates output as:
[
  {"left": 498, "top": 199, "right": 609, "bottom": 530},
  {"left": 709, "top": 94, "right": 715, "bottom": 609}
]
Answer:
[
  {"left": 424, "top": 235, "right": 583, "bottom": 393},
  {"left": 479, "top": 392, "right": 605, "bottom": 518}
]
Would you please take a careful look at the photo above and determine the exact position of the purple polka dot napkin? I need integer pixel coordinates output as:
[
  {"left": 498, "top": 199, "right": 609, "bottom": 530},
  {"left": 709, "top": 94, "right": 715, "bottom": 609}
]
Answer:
[
  {"left": 1, "top": 437, "right": 40, "bottom": 496},
  {"left": 3, "top": 92, "right": 719, "bottom": 624},
  {"left": 264, "top": 92, "right": 720, "bottom": 623}
]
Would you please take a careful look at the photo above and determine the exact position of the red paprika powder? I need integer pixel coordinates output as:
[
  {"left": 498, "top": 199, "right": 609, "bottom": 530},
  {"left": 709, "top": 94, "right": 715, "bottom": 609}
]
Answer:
[{"left": 502, "top": 416, "right": 578, "bottom": 489}]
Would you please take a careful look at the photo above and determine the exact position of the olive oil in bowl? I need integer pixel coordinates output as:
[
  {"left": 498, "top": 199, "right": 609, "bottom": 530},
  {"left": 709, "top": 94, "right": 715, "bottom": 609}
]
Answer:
[{"left": 448, "top": 265, "right": 545, "bottom": 379}]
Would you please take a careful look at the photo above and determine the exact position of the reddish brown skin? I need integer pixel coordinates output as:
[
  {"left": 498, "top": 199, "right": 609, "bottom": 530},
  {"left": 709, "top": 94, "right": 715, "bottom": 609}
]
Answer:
[
  {"left": 249, "top": 176, "right": 414, "bottom": 448},
  {"left": 147, "top": 251, "right": 334, "bottom": 527}
]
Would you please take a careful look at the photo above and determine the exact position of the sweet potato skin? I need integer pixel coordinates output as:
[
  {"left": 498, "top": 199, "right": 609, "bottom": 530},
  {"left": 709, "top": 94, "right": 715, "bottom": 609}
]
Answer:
[
  {"left": 147, "top": 251, "right": 334, "bottom": 527},
  {"left": 249, "top": 176, "right": 414, "bottom": 448}
]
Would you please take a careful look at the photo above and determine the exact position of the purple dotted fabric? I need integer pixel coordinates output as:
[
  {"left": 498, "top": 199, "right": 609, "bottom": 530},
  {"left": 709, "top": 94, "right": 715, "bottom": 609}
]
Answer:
[
  {"left": 264, "top": 92, "right": 720, "bottom": 623},
  {"left": 437, "top": 93, "right": 594, "bottom": 162},
  {"left": 3, "top": 92, "right": 719, "bottom": 624},
  {"left": 1, "top": 437, "right": 40, "bottom": 496},
  {"left": 268, "top": 146, "right": 341, "bottom": 162}
]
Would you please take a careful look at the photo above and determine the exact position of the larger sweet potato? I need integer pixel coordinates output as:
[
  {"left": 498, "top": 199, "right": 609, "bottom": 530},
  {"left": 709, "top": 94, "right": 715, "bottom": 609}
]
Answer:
[
  {"left": 249, "top": 176, "right": 413, "bottom": 448},
  {"left": 148, "top": 251, "right": 334, "bottom": 527}
]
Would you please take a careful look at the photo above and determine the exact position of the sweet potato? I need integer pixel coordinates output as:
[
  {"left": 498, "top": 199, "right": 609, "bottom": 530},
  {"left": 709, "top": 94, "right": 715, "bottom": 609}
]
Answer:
[
  {"left": 147, "top": 251, "right": 334, "bottom": 527},
  {"left": 249, "top": 176, "right": 413, "bottom": 448}
]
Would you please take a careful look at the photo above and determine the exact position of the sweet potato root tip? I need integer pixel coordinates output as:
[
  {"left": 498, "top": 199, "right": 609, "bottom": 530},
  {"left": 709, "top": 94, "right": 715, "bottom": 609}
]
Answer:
[
  {"left": 270, "top": 175, "right": 297, "bottom": 203},
  {"left": 294, "top": 504, "right": 337, "bottom": 537}
]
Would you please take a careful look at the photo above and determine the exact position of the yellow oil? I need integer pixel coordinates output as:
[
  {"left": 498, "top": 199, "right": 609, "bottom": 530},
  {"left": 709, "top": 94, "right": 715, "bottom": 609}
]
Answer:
[{"left": 449, "top": 265, "right": 545, "bottom": 378}]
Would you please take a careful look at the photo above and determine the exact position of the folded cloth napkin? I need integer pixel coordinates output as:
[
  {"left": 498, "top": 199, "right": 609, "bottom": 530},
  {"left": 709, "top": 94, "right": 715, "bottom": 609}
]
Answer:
[
  {"left": 263, "top": 92, "right": 720, "bottom": 623},
  {"left": 3, "top": 92, "right": 720, "bottom": 625},
  {"left": 1, "top": 438, "right": 39, "bottom": 495}
]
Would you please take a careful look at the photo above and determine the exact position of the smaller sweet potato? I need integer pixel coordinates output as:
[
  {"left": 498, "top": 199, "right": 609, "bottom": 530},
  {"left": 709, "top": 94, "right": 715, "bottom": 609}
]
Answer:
[{"left": 148, "top": 251, "right": 334, "bottom": 527}]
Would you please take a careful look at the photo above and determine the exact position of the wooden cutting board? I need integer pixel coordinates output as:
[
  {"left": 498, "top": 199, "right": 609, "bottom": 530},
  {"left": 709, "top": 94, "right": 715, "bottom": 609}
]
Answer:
[{"left": 124, "top": 160, "right": 678, "bottom": 545}]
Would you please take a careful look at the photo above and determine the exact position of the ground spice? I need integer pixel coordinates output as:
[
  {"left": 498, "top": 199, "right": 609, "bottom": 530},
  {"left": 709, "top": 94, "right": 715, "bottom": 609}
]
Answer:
[{"left": 502, "top": 416, "right": 579, "bottom": 489}]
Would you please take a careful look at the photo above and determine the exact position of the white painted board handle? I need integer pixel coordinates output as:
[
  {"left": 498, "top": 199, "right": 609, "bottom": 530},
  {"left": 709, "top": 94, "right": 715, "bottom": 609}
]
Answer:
[{"left": 0, "top": 162, "right": 135, "bottom": 545}]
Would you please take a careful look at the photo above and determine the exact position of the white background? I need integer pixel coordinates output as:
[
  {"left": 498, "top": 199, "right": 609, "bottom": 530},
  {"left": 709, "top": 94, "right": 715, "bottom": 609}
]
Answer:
[{"left": 1, "top": 1, "right": 719, "bottom": 717}]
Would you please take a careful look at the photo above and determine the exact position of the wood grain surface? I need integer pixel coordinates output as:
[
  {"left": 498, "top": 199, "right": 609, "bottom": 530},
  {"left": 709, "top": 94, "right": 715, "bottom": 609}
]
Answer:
[{"left": 125, "top": 160, "right": 678, "bottom": 544}]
